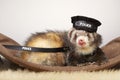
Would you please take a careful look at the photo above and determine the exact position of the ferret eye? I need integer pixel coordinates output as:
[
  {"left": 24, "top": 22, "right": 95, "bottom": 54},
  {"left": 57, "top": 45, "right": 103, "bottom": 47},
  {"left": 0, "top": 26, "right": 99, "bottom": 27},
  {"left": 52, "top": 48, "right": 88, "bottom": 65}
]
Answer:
[{"left": 87, "top": 33, "right": 90, "bottom": 38}]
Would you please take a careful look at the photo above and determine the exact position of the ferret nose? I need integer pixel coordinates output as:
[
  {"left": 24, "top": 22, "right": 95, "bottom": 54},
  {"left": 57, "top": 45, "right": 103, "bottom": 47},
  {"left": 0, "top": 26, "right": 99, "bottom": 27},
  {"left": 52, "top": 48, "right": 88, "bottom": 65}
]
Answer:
[
  {"left": 79, "top": 39, "right": 83, "bottom": 42},
  {"left": 79, "top": 39, "right": 85, "bottom": 42},
  {"left": 78, "top": 39, "right": 86, "bottom": 45}
]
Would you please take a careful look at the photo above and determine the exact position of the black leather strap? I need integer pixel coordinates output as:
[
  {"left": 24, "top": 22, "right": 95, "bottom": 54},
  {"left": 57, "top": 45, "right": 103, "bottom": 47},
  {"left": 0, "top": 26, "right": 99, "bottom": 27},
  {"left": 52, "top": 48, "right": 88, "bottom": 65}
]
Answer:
[{"left": 3, "top": 45, "right": 69, "bottom": 52}]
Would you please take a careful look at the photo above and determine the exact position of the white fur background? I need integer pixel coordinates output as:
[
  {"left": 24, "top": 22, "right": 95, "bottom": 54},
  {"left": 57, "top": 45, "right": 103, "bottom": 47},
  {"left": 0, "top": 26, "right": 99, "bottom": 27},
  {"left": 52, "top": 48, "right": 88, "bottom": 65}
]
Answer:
[
  {"left": 0, "top": 0, "right": 120, "bottom": 46},
  {"left": 0, "top": 70, "right": 120, "bottom": 80}
]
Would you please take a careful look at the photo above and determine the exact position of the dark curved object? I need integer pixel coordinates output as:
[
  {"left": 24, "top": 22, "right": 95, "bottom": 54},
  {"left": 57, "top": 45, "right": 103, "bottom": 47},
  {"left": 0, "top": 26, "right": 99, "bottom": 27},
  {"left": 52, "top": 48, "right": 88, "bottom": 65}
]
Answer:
[{"left": 0, "top": 33, "right": 120, "bottom": 72}]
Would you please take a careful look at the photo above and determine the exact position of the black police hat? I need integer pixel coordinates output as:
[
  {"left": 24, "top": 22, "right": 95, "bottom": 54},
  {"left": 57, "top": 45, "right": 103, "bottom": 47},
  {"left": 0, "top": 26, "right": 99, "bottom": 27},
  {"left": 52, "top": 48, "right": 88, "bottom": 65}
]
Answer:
[{"left": 71, "top": 16, "right": 101, "bottom": 32}]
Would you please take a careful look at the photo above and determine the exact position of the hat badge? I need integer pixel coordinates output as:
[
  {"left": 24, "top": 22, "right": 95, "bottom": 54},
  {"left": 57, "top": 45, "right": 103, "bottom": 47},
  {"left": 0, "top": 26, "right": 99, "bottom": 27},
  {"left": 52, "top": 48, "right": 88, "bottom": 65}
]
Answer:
[{"left": 75, "top": 21, "right": 92, "bottom": 28}]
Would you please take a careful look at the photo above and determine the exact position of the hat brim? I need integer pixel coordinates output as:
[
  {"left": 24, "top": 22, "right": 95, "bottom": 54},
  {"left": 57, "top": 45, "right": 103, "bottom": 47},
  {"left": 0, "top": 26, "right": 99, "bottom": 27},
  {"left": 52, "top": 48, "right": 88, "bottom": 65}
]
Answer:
[{"left": 0, "top": 33, "right": 120, "bottom": 72}]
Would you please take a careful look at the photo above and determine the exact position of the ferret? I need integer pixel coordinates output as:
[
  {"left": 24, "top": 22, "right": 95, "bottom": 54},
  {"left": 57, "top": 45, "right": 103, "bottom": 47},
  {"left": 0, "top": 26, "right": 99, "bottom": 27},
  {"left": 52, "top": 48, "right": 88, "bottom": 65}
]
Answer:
[
  {"left": 21, "top": 32, "right": 66, "bottom": 66},
  {"left": 67, "top": 28, "right": 107, "bottom": 66},
  {"left": 21, "top": 28, "right": 107, "bottom": 66}
]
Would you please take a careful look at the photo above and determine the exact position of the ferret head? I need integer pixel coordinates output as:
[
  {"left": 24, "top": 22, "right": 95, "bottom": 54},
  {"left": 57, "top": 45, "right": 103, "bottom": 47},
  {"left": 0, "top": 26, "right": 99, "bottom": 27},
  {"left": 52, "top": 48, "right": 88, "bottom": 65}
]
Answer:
[{"left": 68, "top": 28, "right": 102, "bottom": 55}]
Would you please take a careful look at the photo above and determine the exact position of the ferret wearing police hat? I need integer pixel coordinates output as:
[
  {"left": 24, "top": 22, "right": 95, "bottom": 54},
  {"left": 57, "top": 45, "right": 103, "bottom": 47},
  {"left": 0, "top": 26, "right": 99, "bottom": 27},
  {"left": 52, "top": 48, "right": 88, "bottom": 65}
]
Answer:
[
  {"left": 21, "top": 16, "right": 107, "bottom": 66},
  {"left": 67, "top": 16, "right": 107, "bottom": 66}
]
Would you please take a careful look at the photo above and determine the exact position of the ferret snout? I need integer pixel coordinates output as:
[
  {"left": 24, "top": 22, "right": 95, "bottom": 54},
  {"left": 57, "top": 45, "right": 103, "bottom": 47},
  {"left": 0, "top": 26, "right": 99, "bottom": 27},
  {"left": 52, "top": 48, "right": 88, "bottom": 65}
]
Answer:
[
  {"left": 76, "top": 36, "right": 89, "bottom": 47},
  {"left": 78, "top": 39, "right": 86, "bottom": 46}
]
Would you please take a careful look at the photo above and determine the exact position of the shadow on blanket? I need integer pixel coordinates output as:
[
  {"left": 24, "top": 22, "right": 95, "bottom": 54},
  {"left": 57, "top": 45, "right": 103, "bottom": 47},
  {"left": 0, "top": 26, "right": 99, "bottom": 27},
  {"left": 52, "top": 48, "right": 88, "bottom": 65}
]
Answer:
[{"left": 0, "top": 33, "right": 120, "bottom": 72}]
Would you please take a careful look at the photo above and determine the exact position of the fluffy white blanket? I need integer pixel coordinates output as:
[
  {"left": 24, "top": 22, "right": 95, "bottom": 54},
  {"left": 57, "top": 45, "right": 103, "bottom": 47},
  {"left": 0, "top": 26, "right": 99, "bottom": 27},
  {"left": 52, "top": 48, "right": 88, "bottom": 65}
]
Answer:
[{"left": 0, "top": 69, "right": 119, "bottom": 80}]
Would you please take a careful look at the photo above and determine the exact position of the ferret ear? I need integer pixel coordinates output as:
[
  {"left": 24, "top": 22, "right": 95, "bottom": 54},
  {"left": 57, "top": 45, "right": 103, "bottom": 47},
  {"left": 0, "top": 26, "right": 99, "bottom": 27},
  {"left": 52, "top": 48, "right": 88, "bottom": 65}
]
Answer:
[
  {"left": 94, "top": 33, "right": 102, "bottom": 46},
  {"left": 68, "top": 28, "right": 75, "bottom": 38},
  {"left": 68, "top": 28, "right": 77, "bottom": 43}
]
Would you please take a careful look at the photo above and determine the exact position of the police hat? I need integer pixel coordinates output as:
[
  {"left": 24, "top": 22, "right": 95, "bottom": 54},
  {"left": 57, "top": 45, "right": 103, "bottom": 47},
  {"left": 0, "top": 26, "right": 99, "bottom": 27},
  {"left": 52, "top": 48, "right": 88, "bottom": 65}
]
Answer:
[{"left": 71, "top": 16, "right": 101, "bottom": 32}]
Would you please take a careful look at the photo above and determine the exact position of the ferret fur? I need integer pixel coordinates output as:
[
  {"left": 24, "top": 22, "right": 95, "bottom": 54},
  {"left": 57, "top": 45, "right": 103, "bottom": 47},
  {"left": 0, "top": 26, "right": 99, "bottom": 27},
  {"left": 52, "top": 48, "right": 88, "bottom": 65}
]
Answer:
[
  {"left": 21, "top": 29, "right": 107, "bottom": 66},
  {"left": 67, "top": 28, "right": 107, "bottom": 66},
  {"left": 21, "top": 32, "right": 66, "bottom": 66}
]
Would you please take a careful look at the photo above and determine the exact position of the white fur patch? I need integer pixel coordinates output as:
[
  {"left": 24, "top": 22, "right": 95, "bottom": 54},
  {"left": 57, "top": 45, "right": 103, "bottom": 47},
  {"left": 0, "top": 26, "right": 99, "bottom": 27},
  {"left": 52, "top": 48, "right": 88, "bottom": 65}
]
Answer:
[
  {"left": 0, "top": 70, "right": 119, "bottom": 80},
  {"left": 76, "top": 36, "right": 96, "bottom": 55},
  {"left": 76, "top": 36, "right": 89, "bottom": 47},
  {"left": 68, "top": 29, "right": 97, "bottom": 55},
  {"left": 76, "top": 45, "right": 96, "bottom": 55}
]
